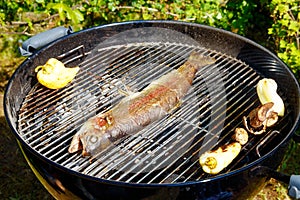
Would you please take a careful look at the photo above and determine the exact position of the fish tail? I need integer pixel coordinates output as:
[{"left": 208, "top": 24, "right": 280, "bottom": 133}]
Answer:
[{"left": 187, "top": 51, "right": 215, "bottom": 70}]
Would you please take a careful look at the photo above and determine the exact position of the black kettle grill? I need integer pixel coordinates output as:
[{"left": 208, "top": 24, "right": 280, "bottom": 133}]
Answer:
[{"left": 4, "top": 21, "right": 300, "bottom": 200}]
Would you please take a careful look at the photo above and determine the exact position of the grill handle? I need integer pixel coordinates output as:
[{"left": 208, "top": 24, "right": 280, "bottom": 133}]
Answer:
[
  {"left": 290, "top": 175, "right": 300, "bottom": 199},
  {"left": 19, "top": 26, "right": 73, "bottom": 56},
  {"left": 251, "top": 166, "right": 300, "bottom": 199}
]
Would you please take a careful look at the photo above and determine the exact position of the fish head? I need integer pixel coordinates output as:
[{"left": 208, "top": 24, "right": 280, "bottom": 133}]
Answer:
[
  {"left": 81, "top": 131, "right": 112, "bottom": 156},
  {"left": 68, "top": 115, "right": 113, "bottom": 156}
]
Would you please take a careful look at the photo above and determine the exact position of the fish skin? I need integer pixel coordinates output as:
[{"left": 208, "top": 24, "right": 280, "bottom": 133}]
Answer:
[{"left": 68, "top": 51, "right": 215, "bottom": 156}]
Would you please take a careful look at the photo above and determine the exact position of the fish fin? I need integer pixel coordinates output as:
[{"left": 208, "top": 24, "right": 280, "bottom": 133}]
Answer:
[
  {"left": 188, "top": 51, "right": 215, "bottom": 70},
  {"left": 118, "top": 78, "right": 135, "bottom": 96},
  {"left": 168, "top": 100, "right": 182, "bottom": 114},
  {"left": 118, "top": 87, "right": 135, "bottom": 96}
]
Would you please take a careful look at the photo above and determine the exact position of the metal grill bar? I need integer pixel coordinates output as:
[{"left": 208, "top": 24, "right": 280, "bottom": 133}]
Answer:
[{"left": 17, "top": 42, "right": 290, "bottom": 184}]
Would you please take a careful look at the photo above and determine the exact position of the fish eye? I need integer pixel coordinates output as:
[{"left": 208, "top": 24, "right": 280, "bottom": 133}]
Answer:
[{"left": 88, "top": 135, "right": 99, "bottom": 144}]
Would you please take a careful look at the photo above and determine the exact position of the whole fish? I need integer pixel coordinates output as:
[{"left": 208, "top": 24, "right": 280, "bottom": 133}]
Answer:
[{"left": 69, "top": 51, "right": 215, "bottom": 156}]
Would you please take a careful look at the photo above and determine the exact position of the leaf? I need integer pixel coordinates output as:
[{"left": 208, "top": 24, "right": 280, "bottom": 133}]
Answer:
[
  {"left": 216, "top": 12, "right": 222, "bottom": 20},
  {"left": 268, "top": 27, "right": 274, "bottom": 35},
  {"left": 108, "top": 2, "right": 116, "bottom": 11},
  {"left": 142, "top": 13, "right": 152, "bottom": 20},
  {"left": 72, "top": 10, "right": 84, "bottom": 22},
  {"left": 279, "top": 40, "right": 287, "bottom": 49},
  {"left": 101, "top": 12, "right": 108, "bottom": 21},
  {"left": 47, "top": 2, "right": 84, "bottom": 24},
  {"left": 279, "top": 19, "right": 289, "bottom": 27},
  {"left": 288, "top": 20, "right": 300, "bottom": 32},
  {"left": 277, "top": 4, "right": 289, "bottom": 15},
  {"left": 278, "top": 52, "right": 288, "bottom": 61},
  {"left": 47, "top": 3, "right": 66, "bottom": 21}
]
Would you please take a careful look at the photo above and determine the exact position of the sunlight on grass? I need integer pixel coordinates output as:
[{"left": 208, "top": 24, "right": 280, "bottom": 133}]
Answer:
[{"left": 0, "top": 35, "right": 25, "bottom": 92}]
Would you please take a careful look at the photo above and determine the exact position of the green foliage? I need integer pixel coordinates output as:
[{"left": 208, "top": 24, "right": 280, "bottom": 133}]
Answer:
[
  {"left": 268, "top": 0, "right": 300, "bottom": 77},
  {"left": 76, "top": 0, "right": 261, "bottom": 36},
  {"left": 0, "top": 0, "right": 266, "bottom": 34},
  {"left": 47, "top": 2, "right": 84, "bottom": 25}
]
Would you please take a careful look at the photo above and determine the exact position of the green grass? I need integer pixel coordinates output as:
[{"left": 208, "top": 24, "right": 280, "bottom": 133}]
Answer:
[{"left": 0, "top": 35, "right": 25, "bottom": 92}]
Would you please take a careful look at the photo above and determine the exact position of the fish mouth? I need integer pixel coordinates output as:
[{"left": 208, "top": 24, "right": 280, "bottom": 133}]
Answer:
[
  {"left": 68, "top": 134, "right": 83, "bottom": 154},
  {"left": 68, "top": 133, "right": 91, "bottom": 156}
]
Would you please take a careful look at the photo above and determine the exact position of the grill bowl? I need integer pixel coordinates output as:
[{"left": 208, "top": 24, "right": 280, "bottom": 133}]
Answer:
[{"left": 4, "top": 21, "right": 300, "bottom": 200}]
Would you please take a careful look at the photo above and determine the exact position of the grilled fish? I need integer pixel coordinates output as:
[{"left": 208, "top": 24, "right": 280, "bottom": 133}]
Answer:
[{"left": 68, "top": 51, "right": 215, "bottom": 156}]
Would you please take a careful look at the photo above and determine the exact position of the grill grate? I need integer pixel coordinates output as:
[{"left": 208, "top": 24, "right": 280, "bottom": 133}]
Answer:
[{"left": 18, "top": 42, "right": 290, "bottom": 184}]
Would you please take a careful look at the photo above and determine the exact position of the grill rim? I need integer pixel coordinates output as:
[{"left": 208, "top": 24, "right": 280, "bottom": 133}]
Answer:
[{"left": 4, "top": 20, "right": 300, "bottom": 188}]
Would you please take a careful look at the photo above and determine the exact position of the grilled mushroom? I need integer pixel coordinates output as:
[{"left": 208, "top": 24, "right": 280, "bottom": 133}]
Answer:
[
  {"left": 232, "top": 127, "right": 248, "bottom": 145},
  {"left": 243, "top": 102, "right": 278, "bottom": 135}
]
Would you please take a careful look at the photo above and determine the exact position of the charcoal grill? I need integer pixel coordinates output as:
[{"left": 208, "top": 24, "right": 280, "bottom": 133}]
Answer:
[{"left": 4, "top": 21, "right": 300, "bottom": 200}]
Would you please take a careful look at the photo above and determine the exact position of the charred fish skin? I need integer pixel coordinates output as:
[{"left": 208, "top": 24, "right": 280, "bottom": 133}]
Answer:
[{"left": 68, "top": 52, "right": 215, "bottom": 156}]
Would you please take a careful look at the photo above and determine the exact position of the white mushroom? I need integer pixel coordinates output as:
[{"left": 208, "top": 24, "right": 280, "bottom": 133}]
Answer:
[{"left": 243, "top": 102, "right": 278, "bottom": 135}]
